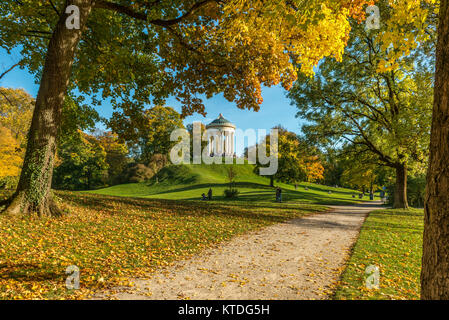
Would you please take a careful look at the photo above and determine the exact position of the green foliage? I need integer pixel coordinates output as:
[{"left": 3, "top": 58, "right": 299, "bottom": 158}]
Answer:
[
  {"left": 53, "top": 130, "right": 129, "bottom": 190},
  {"left": 407, "top": 175, "right": 426, "bottom": 208},
  {"left": 60, "top": 95, "right": 100, "bottom": 138},
  {"left": 95, "top": 131, "right": 129, "bottom": 185},
  {"left": 223, "top": 188, "right": 239, "bottom": 198},
  {"left": 321, "top": 149, "right": 345, "bottom": 186},
  {"left": 0, "top": 0, "right": 370, "bottom": 120},
  {"left": 385, "top": 174, "right": 426, "bottom": 208},
  {"left": 253, "top": 126, "right": 323, "bottom": 185},
  {"left": 186, "top": 122, "right": 208, "bottom": 162},
  {"left": 109, "top": 105, "right": 183, "bottom": 164},
  {"left": 0, "top": 175, "right": 18, "bottom": 190},
  {"left": 53, "top": 131, "right": 108, "bottom": 190}
]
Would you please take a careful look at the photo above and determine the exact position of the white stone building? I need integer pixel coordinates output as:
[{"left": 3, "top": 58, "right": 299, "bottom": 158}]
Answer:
[{"left": 206, "top": 114, "right": 236, "bottom": 157}]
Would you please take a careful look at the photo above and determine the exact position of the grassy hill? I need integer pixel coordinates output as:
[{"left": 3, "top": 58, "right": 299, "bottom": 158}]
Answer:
[{"left": 89, "top": 163, "right": 366, "bottom": 205}]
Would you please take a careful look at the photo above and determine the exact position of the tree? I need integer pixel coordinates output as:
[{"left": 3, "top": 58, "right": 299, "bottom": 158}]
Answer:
[
  {"left": 421, "top": 0, "right": 449, "bottom": 300},
  {"left": 147, "top": 153, "right": 169, "bottom": 183},
  {"left": 0, "top": 0, "right": 371, "bottom": 216},
  {"left": 341, "top": 162, "right": 378, "bottom": 194},
  {"left": 186, "top": 122, "right": 208, "bottom": 162},
  {"left": 224, "top": 165, "right": 239, "bottom": 198},
  {"left": 110, "top": 105, "right": 184, "bottom": 164},
  {"left": 321, "top": 148, "right": 345, "bottom": 187},
  {"left": 53, "top": 130, "right": 108, "bottom": 190},
  {"left": 305, "top": 157, "right": 325, "bottom": 183},
  {"left": 288, "top": 2, "right": 434, "bottom": 208},
  {"left": 226, "top": 165, "right": 237, "bottom": 189},
  {"left": 254, "top": 126, "right": 321, "bottom": 186},
  {"left": 95, "top": 131, "right": 129, "bottom": 185}
]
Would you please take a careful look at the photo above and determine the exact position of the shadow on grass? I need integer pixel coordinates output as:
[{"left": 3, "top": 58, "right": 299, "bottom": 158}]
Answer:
[
  {"left": 0, "top": 263, "right": 62, "bottom": 282},
  {"left": 59, "top": 192, "right": 321, "bottom": 225},
  {"left": 149, "top": 182, "right": 272, "bottom": 196},
  {"left": 289, "top": 218, "right": 358, "bottom": 231},
  {"left": 175, "top": 186, "right": 361, "bottom": 205}
]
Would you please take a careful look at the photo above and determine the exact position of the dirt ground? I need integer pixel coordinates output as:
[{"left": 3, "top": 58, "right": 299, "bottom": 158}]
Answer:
[{"left": 94, "top": 201, "right": 383, "bottom": 300}]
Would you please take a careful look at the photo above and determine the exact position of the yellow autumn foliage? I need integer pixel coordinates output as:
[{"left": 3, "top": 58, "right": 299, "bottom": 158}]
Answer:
[
  {"left": 375, "top": 0, "right": 437, "bottom": 73},
  {"left": 0, "top": 126, "right": 22, "bottom": 178}
]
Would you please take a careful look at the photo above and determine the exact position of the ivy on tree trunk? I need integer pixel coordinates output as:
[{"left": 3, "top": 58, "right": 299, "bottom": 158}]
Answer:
[{"left": 3, "top": 0, "right": 93, "bottom": 216}]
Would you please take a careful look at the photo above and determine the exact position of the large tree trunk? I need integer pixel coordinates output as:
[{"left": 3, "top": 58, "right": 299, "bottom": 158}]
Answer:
[
  {"left": 421, "top": 0, "right": 449, "bottom": 300},
  {"left": 2, "top": 0, "right": 93, "bottom": 217},
  {"left": 393, "top": 164, "right": 409, "bottom": 209}
]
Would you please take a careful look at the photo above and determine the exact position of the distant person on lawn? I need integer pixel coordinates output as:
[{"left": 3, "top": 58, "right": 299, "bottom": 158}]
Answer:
[
  {"left": 201, "top": 193, "right": 207, "bottom": 201},
  {"left": 208, "top": 188, "right": 212, "bottom": 200},
  {"left": 276, "top": 187, "right": 282, "bottom": 203}
]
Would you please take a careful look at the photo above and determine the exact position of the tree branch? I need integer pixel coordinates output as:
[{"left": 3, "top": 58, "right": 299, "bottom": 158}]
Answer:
[
  {"left": 94, "top": 0, "right": 216, "bottom": 26},
  {"left": 342, "top": 110, "right": 394, "bottom": 166},
  {"left": 0, "top": 63, "right": 19, "bottom": 81},
  {"left": 0, "top": 89, "right": 15, "bottom": 107},
  {"left": 48, "top": 0, "right": 60, "bottom": 16}
]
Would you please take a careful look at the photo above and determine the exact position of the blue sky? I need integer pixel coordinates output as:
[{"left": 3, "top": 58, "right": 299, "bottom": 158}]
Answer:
[{"left": 0, "top": 48, "right": 305, "bottom": 155}]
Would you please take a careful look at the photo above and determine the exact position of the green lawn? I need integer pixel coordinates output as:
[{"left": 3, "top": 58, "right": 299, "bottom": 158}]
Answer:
[
  {"left": 89, "top": 163, "right": 368, "bottom": 205},
  {"left": 334, "top": 208, "right": 424, "bottom": 300}
]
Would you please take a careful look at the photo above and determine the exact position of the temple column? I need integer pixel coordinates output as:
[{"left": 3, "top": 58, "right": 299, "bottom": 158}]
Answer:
[
  {"left": 223, "top": 132, "right": 226, "bottom": 155},
  {"left": 231, "top": 132, "right": 234, "bottom": 155},
  {"left": 225, "top": 131, "right": 229, "bottom": 155},
  {"left": 209, "top": 136, "right": 213, "bottom": 155},
  {"left": 215, "top": 133, "right": 219, "bottom": 155}
]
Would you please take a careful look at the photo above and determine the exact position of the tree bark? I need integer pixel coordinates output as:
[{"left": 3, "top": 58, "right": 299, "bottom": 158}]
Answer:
[
  {"left": 393, "top": 164, "right": 409, "bottom": 209},
  {"left": 2, "top": 0, "right": 93, "bottom": 217},
  {"left": 421, "top": 0, "right": 449, "bottom": 300}
]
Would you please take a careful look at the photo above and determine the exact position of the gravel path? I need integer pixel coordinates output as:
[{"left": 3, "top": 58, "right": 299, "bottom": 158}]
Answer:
[{"left": 95, "top": 201, "right": 383, "bottom": 300}]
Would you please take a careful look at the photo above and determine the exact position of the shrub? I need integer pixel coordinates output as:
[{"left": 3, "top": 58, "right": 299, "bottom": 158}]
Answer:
[
  {"left": 124, "top": 163, "right": 155, "bottom": 183},
  {"left": 224, "top": 188, "right": 239, "bottom": 198}
]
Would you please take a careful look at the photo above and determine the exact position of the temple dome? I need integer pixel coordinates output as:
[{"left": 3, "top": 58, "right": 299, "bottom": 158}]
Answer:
[{"left": 206, "top": 113, "right": 236, "bottom": 129}]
